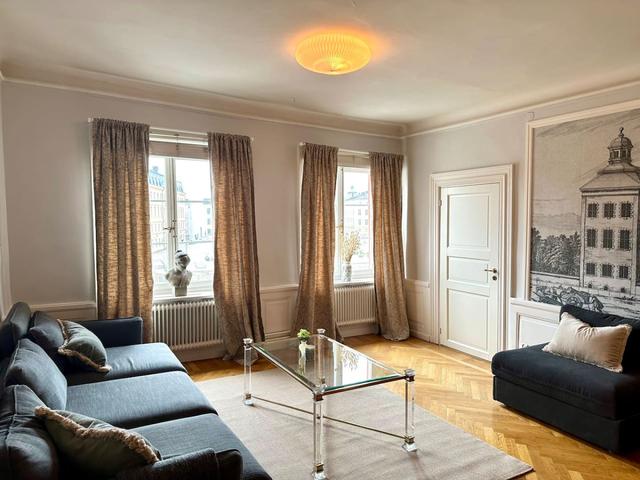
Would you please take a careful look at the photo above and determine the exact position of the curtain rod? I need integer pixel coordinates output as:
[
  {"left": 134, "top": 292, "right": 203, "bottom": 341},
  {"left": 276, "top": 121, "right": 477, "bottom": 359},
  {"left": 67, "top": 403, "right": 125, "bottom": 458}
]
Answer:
[
  {"left": 87, "top": 118, "right": 254, "bottom": 142},
  {"left": 298, "top": 142, "right": 369, "bottom": 158}
]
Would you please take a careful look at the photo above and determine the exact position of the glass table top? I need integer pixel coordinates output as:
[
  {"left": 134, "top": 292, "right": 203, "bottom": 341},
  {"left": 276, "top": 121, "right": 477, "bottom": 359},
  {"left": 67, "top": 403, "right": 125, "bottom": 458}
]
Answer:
[{"left": 252, "top": 334, "right": 404, "bottom": 394}]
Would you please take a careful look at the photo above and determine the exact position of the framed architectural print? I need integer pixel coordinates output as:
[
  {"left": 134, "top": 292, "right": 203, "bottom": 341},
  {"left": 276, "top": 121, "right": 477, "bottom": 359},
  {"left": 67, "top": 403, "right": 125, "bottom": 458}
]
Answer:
[{"left": 525, "top": 100, "right": 640, "bottom": 316}]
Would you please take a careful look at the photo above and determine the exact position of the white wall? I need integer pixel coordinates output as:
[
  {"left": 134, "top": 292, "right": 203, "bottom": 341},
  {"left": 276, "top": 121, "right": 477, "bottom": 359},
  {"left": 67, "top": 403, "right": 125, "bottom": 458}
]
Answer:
[
  {"left": 0, "top": 80, "right": 11, "bottom": 316},
  {"left": 405, "top": 83, "right": 640, "bottom": 304},
  {"left": 0, "top": 82, "right": 401, "bottom": 323}
]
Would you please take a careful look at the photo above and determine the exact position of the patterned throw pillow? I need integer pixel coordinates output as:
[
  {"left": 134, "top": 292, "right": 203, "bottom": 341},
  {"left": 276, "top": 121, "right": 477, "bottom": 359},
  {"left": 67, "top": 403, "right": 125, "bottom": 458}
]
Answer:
[
  {"left": 57, "top": 320, "right": 112, "bottom": 372},
  {"left": 35, "top": 406, "right": 160, "bottom": 477}
]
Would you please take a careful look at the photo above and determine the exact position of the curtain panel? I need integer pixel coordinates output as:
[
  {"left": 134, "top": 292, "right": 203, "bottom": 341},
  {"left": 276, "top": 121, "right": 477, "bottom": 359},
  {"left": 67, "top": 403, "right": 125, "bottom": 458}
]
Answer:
[
  {"left": 370, "top": 151, "right": 410, "bottom": 340},
  {"left": 92, "top": 118, "right": 154, "bottom": 342},
  {"left": 209, "top": 133, "right": 264, "bottom": 360},
  {"left": 292, "top": 143, "right": 340, "bottom": 339}
]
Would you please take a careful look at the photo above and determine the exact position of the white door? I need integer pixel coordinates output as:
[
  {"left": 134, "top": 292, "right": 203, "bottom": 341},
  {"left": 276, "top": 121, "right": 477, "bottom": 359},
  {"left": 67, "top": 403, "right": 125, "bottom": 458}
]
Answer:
[{"left": 439, "top": 183, "right": 501, "bottom": 359}]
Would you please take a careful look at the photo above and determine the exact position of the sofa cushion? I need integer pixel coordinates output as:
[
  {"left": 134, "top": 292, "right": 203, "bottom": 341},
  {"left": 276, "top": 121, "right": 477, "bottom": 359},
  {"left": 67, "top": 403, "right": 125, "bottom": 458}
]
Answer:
[
  {"left": 66, "top": 371, "right": 216, "bottom": 429},
  {"left": 57, "top": 320, "right": 112, "bottom": 373},
  {"left": 492, "top": 344, "right": 640, "bottom": 419},
  {"left": 5, "top": 339, "right": 67, "bottom": 410},
  {"left": 115, "top": 448, "right": 243, "bottom": 480},
  {"left": 0, "top": 303, "right": 32, "bottom": 359},
  {"left": 29, "top": 311, "right": 67, "bottom": 371},
  {"left": 36, "top": 406, "right": 160, "bottom": 478},
  {"left": 543, "top": 312, "right": 632, "bottom": 372},
  {"left": 562, "top": 304, "right": 640, "bottom": 368},
  {"left": 66, "top": 343, "right": 186, "bottom": 386},
  {"left": 0, "top": 385, "right": 59, "bottom": 480},
  {"left": 134, "top": 414, "right": 270, "bottom": 480}
]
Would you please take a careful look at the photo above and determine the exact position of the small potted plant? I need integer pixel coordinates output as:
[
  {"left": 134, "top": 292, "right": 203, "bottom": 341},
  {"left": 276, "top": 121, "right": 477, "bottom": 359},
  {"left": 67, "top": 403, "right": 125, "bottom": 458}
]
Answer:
[
  {"left": 297, "top": 328, "right": 311, "bottom": 344},
  {"left": 297, "top": 328, "right": 311, "bottom": 362}
]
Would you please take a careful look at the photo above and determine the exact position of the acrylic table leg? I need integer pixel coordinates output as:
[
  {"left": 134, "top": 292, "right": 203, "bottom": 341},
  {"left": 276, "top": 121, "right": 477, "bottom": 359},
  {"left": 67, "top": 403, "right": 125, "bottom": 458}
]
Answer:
[
  {"left": 403, "top": 369, "right": 417, "bottom": 452},
  {"left": 312, "top": 394, "right": 327, "bottom": 479},
  {"left": 243, "top": 338, "right": 254, "bottom": 406}
]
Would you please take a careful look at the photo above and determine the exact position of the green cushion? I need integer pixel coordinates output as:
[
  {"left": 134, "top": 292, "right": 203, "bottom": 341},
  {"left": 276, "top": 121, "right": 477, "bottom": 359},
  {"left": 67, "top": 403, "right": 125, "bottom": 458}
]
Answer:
[
  {"left": 58, "top": 320, "right": 112, "bottom": 372},
  {"left": 36, "top": 406, "right": 160, "bottom": 477}
]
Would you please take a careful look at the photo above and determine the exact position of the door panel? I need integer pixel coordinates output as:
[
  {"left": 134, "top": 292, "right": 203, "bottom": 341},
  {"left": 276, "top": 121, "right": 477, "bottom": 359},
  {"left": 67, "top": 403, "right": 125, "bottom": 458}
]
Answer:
[
  {"left": 448, "top": 257, "right": 489, "bottom": 285},
  {"left": 448, "top": 289, "right": 489, "bottom": 351},
  {"left": 440, "top": 183, "right": 501, "bottom": 359}
]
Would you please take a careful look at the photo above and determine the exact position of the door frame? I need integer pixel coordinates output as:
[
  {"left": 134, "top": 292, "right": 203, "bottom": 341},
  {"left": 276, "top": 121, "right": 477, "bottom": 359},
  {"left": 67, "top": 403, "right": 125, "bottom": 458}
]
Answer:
[{"left": 429, "top": 164, "right": 513, "bottom": 356}]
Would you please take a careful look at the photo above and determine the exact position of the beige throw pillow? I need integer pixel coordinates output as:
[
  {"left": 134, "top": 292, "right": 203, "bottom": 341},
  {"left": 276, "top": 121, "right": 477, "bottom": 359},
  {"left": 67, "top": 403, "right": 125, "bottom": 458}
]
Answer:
[{"left": 543, "top": 312, "right": 632, "bottom": 373}]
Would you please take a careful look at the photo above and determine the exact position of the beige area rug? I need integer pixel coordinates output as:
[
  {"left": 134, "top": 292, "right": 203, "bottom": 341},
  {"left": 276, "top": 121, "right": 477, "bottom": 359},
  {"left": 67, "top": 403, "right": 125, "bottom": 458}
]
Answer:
[{"left": 197, "top": 370, "right": 532, "bottom": 480}]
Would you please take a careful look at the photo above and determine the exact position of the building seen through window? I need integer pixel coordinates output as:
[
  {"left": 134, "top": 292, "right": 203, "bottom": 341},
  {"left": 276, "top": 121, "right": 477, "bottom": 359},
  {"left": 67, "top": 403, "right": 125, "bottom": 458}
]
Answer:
[{"left": 149, "top": 156, "right": 214, "bottom": 297}]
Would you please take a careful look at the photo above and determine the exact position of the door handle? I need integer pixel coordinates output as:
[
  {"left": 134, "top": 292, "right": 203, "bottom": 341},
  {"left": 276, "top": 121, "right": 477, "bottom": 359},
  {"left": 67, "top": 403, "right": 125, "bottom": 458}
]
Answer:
[{"left": 484, "top": 268, "right": 498, "bottom": 274}]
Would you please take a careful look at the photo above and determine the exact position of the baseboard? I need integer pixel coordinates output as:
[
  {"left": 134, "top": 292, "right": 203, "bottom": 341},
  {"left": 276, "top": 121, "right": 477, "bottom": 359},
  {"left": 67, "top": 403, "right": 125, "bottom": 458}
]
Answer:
[
  {"left": 173, "top": 341, "right": 227, "bottom": 362},
  {"left": 341, "top": 320, "right": 378, "bottom": 337}
]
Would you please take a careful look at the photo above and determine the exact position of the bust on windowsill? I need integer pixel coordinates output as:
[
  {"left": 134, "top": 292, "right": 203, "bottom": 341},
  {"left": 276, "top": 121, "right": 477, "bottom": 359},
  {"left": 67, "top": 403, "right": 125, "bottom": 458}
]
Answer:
[{"left": 165, "top": 250, "right": 193, "bottom": 297}]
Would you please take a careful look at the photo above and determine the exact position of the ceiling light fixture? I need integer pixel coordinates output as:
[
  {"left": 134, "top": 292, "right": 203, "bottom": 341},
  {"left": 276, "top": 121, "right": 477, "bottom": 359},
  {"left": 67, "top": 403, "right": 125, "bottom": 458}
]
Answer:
[{"left": 295, "top": 32, "right": 371, "bottom": 75}]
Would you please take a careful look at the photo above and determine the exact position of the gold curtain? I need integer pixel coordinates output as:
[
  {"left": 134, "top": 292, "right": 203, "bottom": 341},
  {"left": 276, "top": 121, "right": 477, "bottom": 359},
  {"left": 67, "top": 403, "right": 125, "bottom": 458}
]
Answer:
[
  {"left": 292, "top": 143, "right": 340, "bottom": 339},
  {"left": 92, "top": 118, "right": 154, "bottom": 342},
  {"left": 209, "top": 133, "right": 264, "bottom": 359},
  {"left": 370, "top": 151, "right": 410, "bottom": 340}
]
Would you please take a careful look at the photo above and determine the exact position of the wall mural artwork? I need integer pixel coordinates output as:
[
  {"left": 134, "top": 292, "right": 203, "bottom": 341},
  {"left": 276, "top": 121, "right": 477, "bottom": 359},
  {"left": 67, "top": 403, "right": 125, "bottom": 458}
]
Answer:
[{"left": 529, "top": 105, "right": 640, "bottom": 317}]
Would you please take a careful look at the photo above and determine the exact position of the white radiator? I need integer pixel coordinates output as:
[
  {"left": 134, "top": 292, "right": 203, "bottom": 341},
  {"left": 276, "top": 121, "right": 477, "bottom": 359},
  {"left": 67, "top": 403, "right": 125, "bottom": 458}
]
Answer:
[
  {"left": 334, "top": 283, "right": 377, "bottom": 326},
  {"left": 152, "top": 298, "right": 219, "bottom": 352}
]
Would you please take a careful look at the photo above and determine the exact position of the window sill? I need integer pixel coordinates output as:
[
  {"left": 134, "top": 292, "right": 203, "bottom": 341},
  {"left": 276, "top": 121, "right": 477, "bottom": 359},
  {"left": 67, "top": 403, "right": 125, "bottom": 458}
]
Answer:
[
  {"left": 153, "top": 292, "right": 214, "bottom": 304},
  {"left": 334, "top": 280, "right": 374, "bottom": 288}
]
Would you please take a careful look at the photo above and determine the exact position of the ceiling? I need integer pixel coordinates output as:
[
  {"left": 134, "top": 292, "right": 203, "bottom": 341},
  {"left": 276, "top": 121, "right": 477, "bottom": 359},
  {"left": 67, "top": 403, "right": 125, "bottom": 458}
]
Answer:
[{"left": 1, "top": 0, "right": 639, "bottom": 133}]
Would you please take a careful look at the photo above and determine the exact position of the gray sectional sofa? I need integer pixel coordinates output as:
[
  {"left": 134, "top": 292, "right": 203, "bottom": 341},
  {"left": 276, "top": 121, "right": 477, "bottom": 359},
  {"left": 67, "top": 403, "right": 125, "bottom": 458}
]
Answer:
[{"left": 0, "top": 302, "right": 272, "bottom": 479}]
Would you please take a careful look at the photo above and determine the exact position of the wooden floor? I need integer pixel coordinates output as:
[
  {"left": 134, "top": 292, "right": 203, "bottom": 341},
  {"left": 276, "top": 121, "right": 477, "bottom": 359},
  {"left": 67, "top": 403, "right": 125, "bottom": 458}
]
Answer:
[{"left": 185, "top": 335, "right": 640, "bottom": 480}]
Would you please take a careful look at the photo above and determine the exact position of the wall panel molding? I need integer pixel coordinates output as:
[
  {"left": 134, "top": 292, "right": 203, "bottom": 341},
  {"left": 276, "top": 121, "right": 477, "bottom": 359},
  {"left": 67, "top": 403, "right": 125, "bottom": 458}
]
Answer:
[
  {"left": 406, "top": 279, "right": 432, "bottom": 342},
  {"left": 31, "top": 301, "right": 97, "bottom": 321},
  {"left": 508, "top": 298, "right": 560, "bottom": 349}
]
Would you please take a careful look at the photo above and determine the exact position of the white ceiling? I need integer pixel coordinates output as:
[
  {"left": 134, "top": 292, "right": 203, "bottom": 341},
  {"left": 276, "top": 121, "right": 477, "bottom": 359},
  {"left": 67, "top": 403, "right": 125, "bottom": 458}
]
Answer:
[{"left": 1, "top": 0, "right": 639, "bottom": 132}]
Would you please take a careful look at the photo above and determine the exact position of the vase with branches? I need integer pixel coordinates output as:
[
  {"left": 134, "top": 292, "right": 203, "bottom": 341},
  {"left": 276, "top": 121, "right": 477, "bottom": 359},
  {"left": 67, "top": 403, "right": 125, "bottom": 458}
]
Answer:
[{"left": 339, "top": 227, "right": 360, "bottom": 282}]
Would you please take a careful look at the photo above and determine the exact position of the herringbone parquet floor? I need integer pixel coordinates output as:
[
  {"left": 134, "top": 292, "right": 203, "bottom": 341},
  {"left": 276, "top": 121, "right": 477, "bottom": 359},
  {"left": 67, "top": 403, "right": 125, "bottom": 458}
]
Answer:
[{"left": 185, "top": 335, "right": 640, "bottom": 480}]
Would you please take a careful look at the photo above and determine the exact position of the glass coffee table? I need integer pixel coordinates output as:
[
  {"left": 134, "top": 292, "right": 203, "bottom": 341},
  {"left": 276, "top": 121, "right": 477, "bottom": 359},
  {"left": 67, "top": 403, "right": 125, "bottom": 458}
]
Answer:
[{"left": 243, "top": 329, "right": 416, "bottom": 480}]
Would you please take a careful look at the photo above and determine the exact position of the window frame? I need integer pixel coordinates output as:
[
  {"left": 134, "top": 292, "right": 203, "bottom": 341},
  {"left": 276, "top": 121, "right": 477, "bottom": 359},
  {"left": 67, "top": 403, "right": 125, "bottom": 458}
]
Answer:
[
  {"left": 604, "top": 202, "right": 616, "bottom": 219},
  {"left": 602, "top": 229, "right": 614, "bottom": 249},
  {"left": 601, "top": 263, "right": 613, "bottom": 278},
  {"left": 619, "top": 265, "right": 630, "bottom": 280},
  {"left": 619, "top": 229, "right": 632, "bottom": 251},
  {"left": 586, "top": 228, "right": 597, "bottom": 248},
  {"left": 587, "top": 203, "right": 598, "bottom": 218},
  {"left": 621, "top": 202, "right": 633, "bottom": 219},
  {"left": 334, "top": 155, "right": 374, "bottom": 283},
  {"left": 149, "top": 154, "right": 214, "bottom": 299}
]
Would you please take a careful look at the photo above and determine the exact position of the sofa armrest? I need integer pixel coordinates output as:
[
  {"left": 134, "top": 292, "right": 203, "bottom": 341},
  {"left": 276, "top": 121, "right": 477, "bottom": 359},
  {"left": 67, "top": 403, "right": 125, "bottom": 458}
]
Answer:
[
  {"left": 115, "top": 449, "right": 243, "bottom": 480},
  {"left": 76, "top": 317, "right": 143, "bottom": 347}
]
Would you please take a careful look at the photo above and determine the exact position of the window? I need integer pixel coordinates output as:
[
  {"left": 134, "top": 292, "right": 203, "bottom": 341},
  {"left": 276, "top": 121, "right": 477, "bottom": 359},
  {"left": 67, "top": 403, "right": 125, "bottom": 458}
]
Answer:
[
  {"left": 587, "top": 203, "right": 598, "bottom": 218},
  {"left": 602, "top": 229, "right": 614, "bottom": 249},
  {"left": 619, "top": 229, "right": 631, "bottom": 250},
  {"left": 604, "top": 202, "right": 615, "bottom": 218},
  {"left": 585, "top": 263, "right": 596, "bottom": 276},
  {"left": 601, "top": 264, "right": 613, "bottom": 278},
  {"left": 335, "top": 160, "right": 373, "bottom": 281},
  {"left": 619, "top": 265, "right": 630, "bottom": 279},
  {"left": 586, "top": 229, "right": 597, "bottom": 248},
  {"left": 621, "top": 202, "right": 633, "bottom": 218},
  {"left": 149, "top": 155, "right": 213, "bottom": 297}
]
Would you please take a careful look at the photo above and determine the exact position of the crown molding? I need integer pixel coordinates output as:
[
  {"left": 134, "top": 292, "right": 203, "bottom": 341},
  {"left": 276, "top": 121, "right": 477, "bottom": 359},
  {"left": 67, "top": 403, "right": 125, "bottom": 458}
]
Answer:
[
  {"left": 1, "top": 63, "right": 405, "bottom": 139},
  {"left": 404, "top": 77, "right": 640, "bottom": 138}
]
